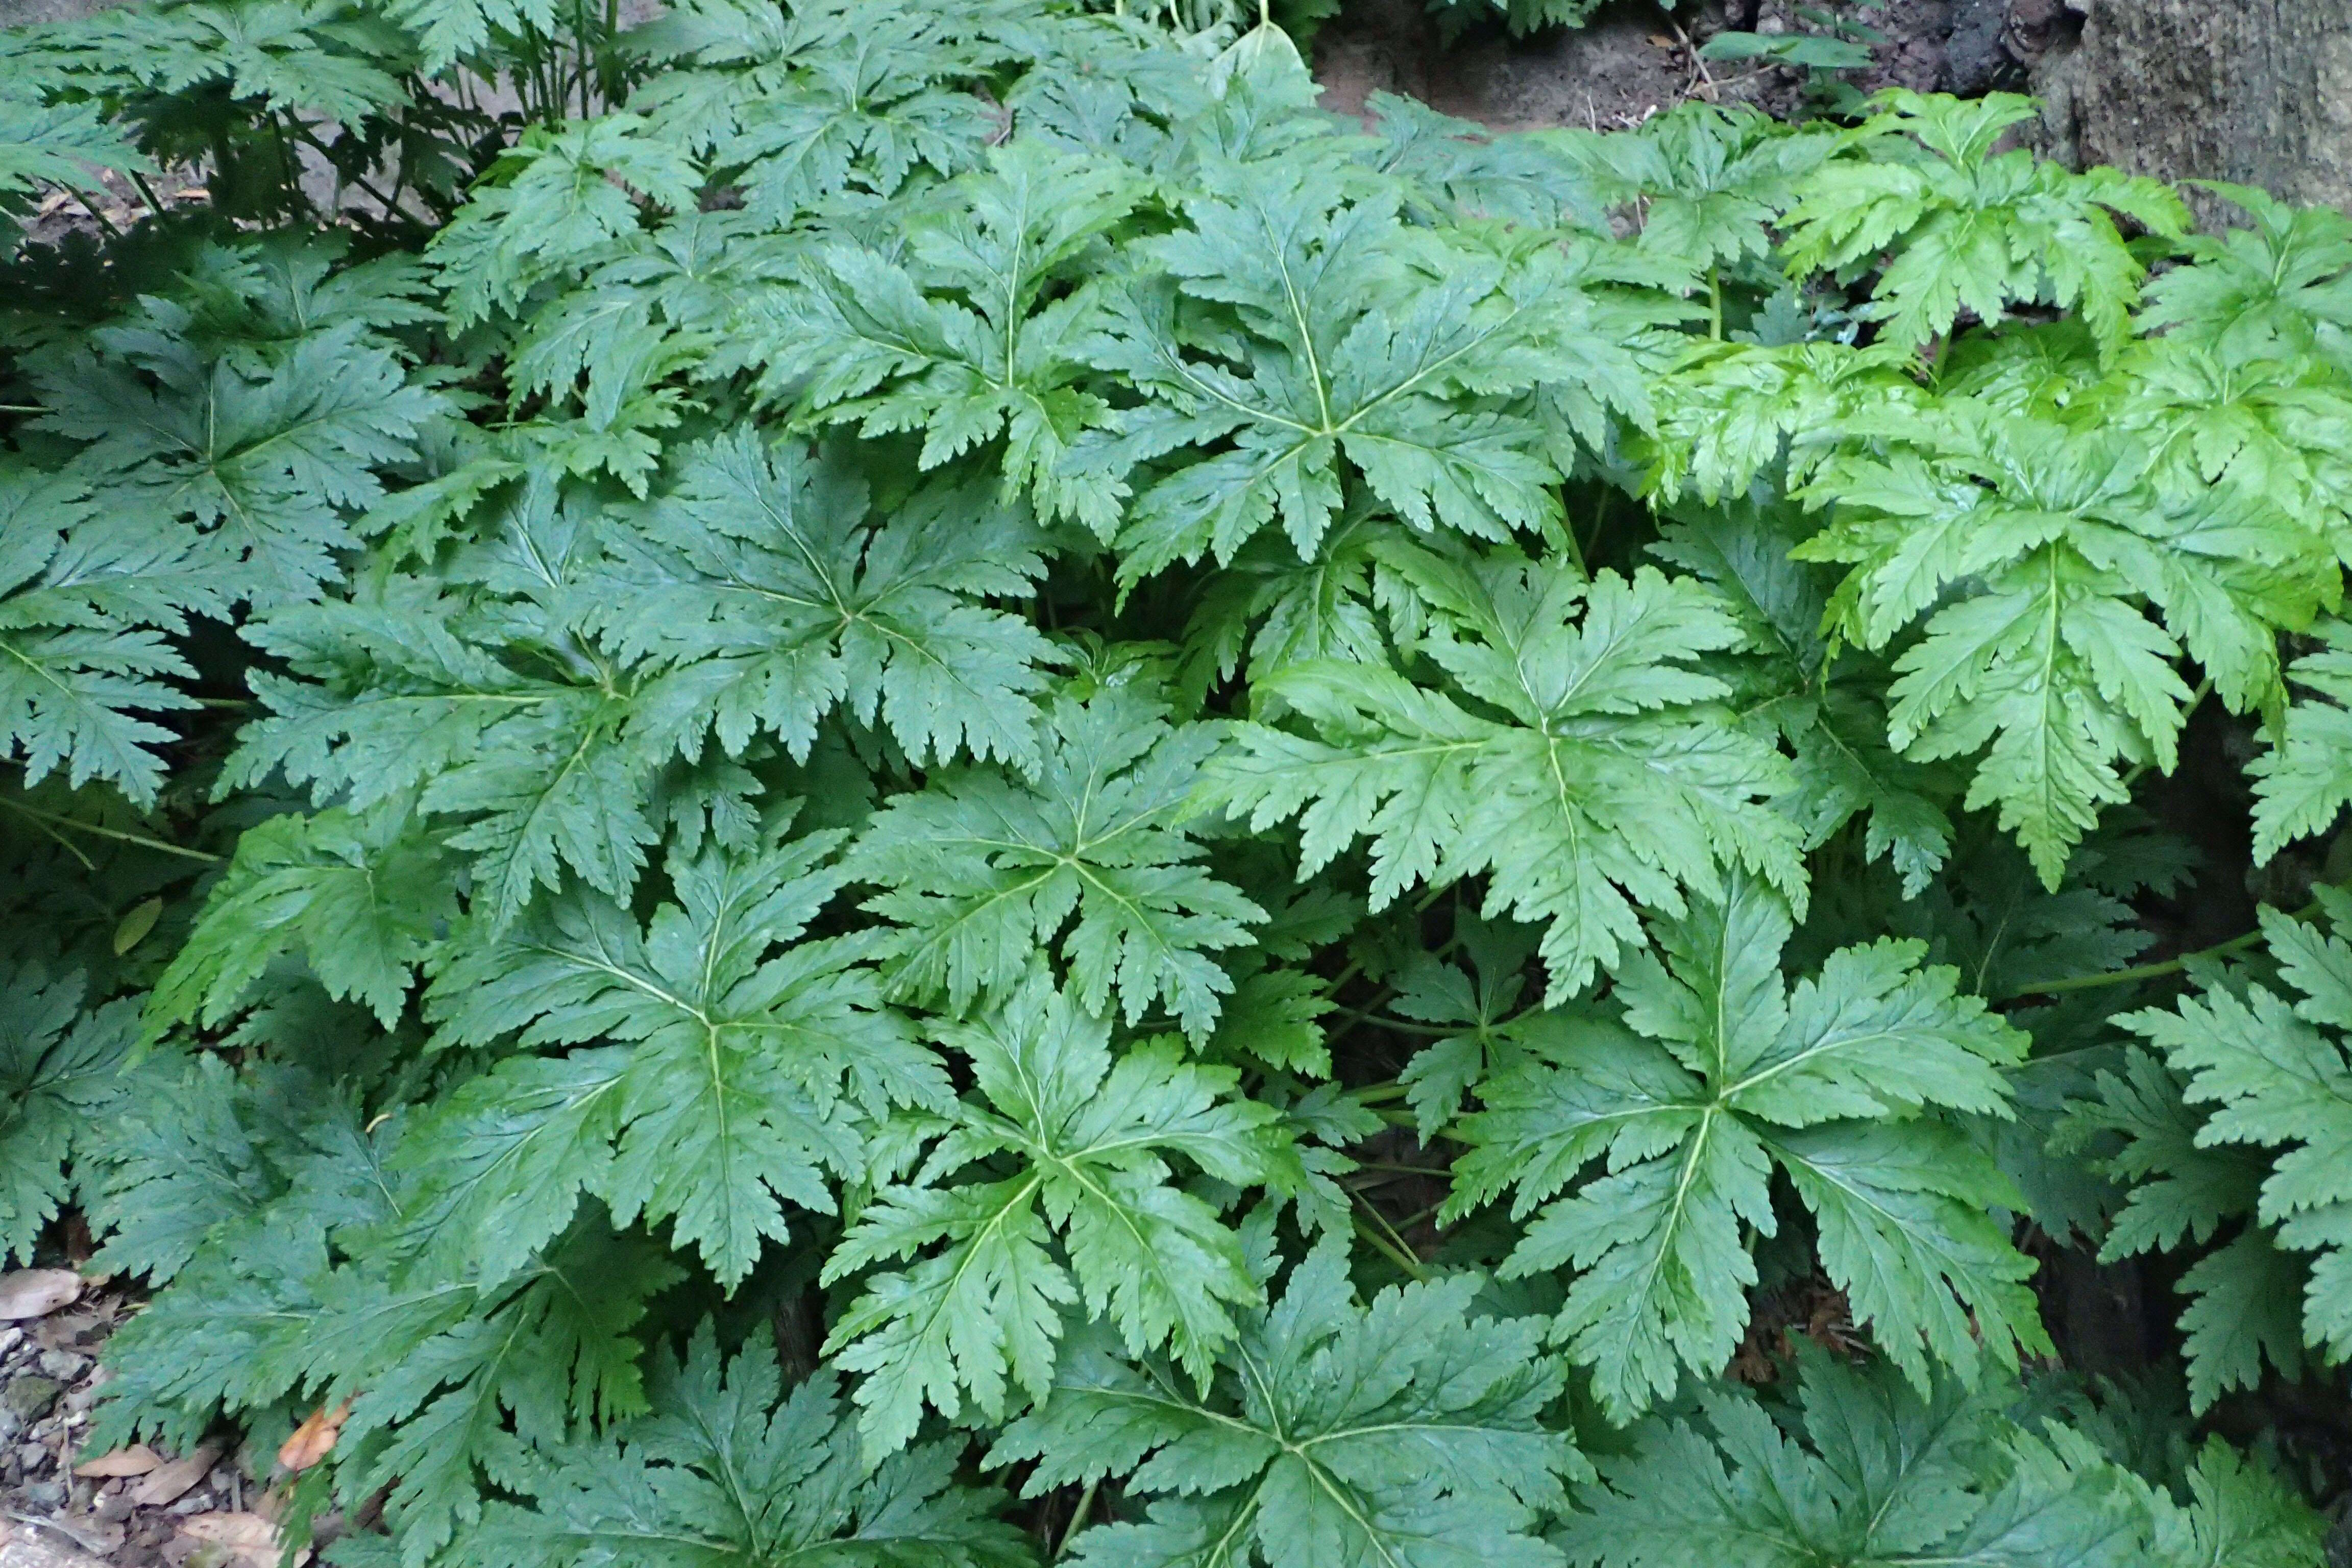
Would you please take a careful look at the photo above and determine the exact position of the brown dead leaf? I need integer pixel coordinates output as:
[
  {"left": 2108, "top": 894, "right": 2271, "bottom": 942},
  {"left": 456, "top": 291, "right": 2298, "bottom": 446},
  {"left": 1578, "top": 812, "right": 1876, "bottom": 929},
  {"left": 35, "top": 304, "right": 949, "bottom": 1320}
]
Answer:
[
  {"left": 0, "top": 1268, "right": 82, "bottom": 1320},
  {"left": 74, "top": 1443, "right": 163, "bottom": 1479},
  {"left": 1648, "top": 32, "right": 1674, "bottom": 47},
  {"left": 129, "top": 1441, "right": 222, "bottom": 1507},
  {"left": 179, "top": 1512, "right": 309, "bottom": 1567},
  {"left": 276, "top": 1399, "right": 351, "bottom": 1473}
]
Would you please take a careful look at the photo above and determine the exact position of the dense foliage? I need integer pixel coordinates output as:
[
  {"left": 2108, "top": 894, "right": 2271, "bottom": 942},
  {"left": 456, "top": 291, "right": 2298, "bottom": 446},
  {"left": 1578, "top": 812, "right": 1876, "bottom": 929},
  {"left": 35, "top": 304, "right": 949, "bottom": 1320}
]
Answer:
[{"left": 2, "top": 1, "right": 2349, "bottom": 1562}]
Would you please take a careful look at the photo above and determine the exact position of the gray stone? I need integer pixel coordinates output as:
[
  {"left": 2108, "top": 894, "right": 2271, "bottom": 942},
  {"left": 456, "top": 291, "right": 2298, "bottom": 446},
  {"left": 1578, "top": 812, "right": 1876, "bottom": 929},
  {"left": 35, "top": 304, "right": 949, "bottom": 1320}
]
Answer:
[
  {"left": 1, "top": 1378, "right": 60, "bottom": 1424},
  {"left": 31, "top": 1352, "right": 84, "bottom": 1383}
]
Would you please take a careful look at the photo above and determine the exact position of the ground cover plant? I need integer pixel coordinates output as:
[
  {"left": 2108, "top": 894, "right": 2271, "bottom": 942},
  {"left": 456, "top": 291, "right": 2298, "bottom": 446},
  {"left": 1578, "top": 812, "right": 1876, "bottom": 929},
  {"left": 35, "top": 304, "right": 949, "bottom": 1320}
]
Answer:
[{"left": 1, "top": 0, "right": 2349, "bottom": 1562}]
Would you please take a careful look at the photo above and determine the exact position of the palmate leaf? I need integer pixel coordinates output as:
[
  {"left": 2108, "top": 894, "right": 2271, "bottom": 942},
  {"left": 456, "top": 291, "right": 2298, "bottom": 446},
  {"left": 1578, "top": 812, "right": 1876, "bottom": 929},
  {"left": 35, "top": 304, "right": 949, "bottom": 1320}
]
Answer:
[
  {"left": 460, "top": 1328, "right": 1034, "bottom": 1568},
  {"left": 1210, "top": 556, "right": 1805, "bottom": 999},
  {"left": 705, "top": 5, "right": 1002, "bottom": 225},
  {"left": 990, "top": 1241, "right": 1583, "bottom": 1568},
  {"left": 2120, "top": 890, "right": 2352, "bottom": 1368},
  {"left": 1391, "top": 915, "right": 1542, "bottom": 1139},
  {"left": 408, "top": 825, "right": 943, "bottom": 1288},
  {"left": 822, "top": 969, "right": 1296, "bottom": 1457},
  {"left": 0, "top": 962, "right": 139, "bottom": 1264},
  {"left": 2138, "top": 182, "right": 2352, "bottom": 361},
  {"left": 1796, "top": 408, "right": 2334, "bottom": 886},
  {"left": 227, "top": 478, "right": 676, "bottom": 926},
  {"left": 2144, "top": 1437, "right": 2331, "bottom": 1568},
  {"left": 0, "top": 466, "right": 224, "bottom": 804},
  {"left": 35, "top": 314, "right": 447, "bottom": 608},
  {"left": 1553, "top": 102, "right": 1835, "bottom": 274},
  {"left": 1446, "top": 875, "right": 2038, "bottom": 1420},
  {"left": 1085, "top": 153, "right": 1629, "bottom": 580},
  {"left": 749, "top": 139, "right": 1144, "bottom": 533},
  {"left": 1782, "top": 90, "right": 2187, "bottom": 353},
  {"left": 434, "top": 114, "right": 705, "bottom": 329},
  {"left": 588, "top": 430, "right": 1058, "bottom": 773},
  {"left": 324, "top": 1228, "right": 687, "bottom": 1567},
  {"left": 389, "top": 0, "right": 558, "bottom": 72},
  {"left": 1563, "top": 1352, "right": 2159, "bottom": 1568},
  {"left": 150, "top": 799, "right": 455, "bottom": 1031},
  {"left": 35, "top": 0, "right": 410, "bottom": 128},
  {"left": 849, "top": 687, "right": 1264, "bottom": 1041},
  {"left": 1639, "top": 339, "right": 1925, "bottom": 505}
]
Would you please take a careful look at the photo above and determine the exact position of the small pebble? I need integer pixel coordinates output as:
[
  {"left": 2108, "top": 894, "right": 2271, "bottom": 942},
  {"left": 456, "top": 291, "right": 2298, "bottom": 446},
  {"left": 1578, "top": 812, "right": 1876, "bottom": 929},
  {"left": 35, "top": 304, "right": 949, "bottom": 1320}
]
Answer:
[
  {"left": 20, "top": 1477, "right": 65, "bottom": 1509},
  {"left": 35, "top": 1348, "right": 88, "bottom": 1380},
  {"left": 95, "top": 1486, "right": 135, "bottom": 1523},
  {"left": 19, "top": 1439, "right": 51, "bottom": 1470},
  {"left": 0, "top": 1326, "right": 22, "bottom": 1356}
]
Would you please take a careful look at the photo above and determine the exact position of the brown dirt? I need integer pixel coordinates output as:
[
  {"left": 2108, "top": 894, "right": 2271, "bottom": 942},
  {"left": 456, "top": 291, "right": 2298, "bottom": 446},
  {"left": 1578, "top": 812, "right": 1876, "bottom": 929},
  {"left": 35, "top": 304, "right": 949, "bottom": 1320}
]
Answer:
[{"left": 1309, "top": 0, "right": 2032, "bottom": 133}]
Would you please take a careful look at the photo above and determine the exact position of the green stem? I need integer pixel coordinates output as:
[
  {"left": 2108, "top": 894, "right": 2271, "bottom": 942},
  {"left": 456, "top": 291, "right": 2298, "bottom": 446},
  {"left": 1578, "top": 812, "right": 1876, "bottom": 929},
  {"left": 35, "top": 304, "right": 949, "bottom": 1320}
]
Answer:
[
  {"left": 1350, "top": 1195, "right": 1430, "bottom": 1282},
  {"left": 1053, "top": 1481, "right": 1098, "bottom": 1560},
  {"left": 1706, "top": 265, "right": 1723, "bottom": 340},
  {"left": 2023, "top": 898, "right": 2320, "bottom": 996},
  {"left": 1, "top": 800, "right": 221, "bottom": 864}
]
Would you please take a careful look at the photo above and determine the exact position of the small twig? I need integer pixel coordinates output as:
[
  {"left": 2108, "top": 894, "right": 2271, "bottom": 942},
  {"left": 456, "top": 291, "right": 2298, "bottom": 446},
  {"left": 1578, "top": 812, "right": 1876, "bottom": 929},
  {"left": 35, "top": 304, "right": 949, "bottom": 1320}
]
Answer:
[{"left": 1667, "top": 16, "right": 1717, "bottom": 100}]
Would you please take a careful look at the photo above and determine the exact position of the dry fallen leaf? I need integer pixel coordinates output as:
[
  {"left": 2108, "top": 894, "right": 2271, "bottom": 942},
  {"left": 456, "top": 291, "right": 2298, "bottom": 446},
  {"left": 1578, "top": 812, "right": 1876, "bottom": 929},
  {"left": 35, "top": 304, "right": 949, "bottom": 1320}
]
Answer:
[
  {"left": 74, "top": 1444, "right": 163, "bottom": 1479},
  {"left": 276, "top": 1399, "right": 351, "bottom": 1473},
  {"left": 179, "top": 1512, "right": 309, "bottom": 1567},
  {"left": 129, "top": 1442, "right": 222, "bottom": 1507},
  {"left": 0, "top": 1268, "right": 81, "bottom": 1320}
]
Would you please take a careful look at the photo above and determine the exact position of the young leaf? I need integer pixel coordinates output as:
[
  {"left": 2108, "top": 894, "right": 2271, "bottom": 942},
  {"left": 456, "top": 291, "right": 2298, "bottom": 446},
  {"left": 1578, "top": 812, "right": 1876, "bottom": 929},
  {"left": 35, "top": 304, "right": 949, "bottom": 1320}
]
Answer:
[{"left": 822, "top": 968, "right": 1295, "bottom": 1457}]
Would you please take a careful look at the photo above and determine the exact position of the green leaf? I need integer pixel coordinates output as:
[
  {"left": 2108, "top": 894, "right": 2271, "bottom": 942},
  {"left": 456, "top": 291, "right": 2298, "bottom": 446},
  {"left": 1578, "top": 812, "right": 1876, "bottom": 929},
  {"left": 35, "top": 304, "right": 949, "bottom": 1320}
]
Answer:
[
  {"left": 1447, "top": 875, "right": 2038, "bottom": 1419},
  {"left": 36, "top": 316, "right": 447, "bottom": 608},
  {"left": 2250, "top": 618, "right": 2352, "bottom": 860},
  {"left": 1797, "top": 410, "right": 2330, "bottom": 886},
  {"left": 0, "top": 963, "right": 138, "bottom": 1264},
  {"left": 415, "top": 827, "right": 942, "bottom": 1287},
  {"left": 991, "top": 1240, "right": 1584, "bottom": 1568},
  {"left": 151, "top": 802, "right": 454, "bottom": 1031},
  {"left": 2121, "top": 892, "right": 2352, "bottom": 1369},
  {"left": 1783, "top": 90, "right": 2186, "bottom": 352},
  {"left": 823, "top": 968, "right": 1295, "bottom": 1457},
  {"left": 755, "top": 139, "right": 1144, "bottom": 533},
  {"left": 595, "top": 431, "right": 1058, "bottom": 772},
  {"left": 1211, "top": 558, "right": 1805, "bottom": 1000},
  {"left": 850, "top": 686, "right": 1264, "bottom": 1041},
  {"left": 460, "top": 1326, "right": 1034, "bottom": 1567},
  {"left": 1087, "top": 155, "right": 1625, "bottom": 579},
  {"left": 1562, "top": 1352, "right": 2153, "bottom": 1568}
]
